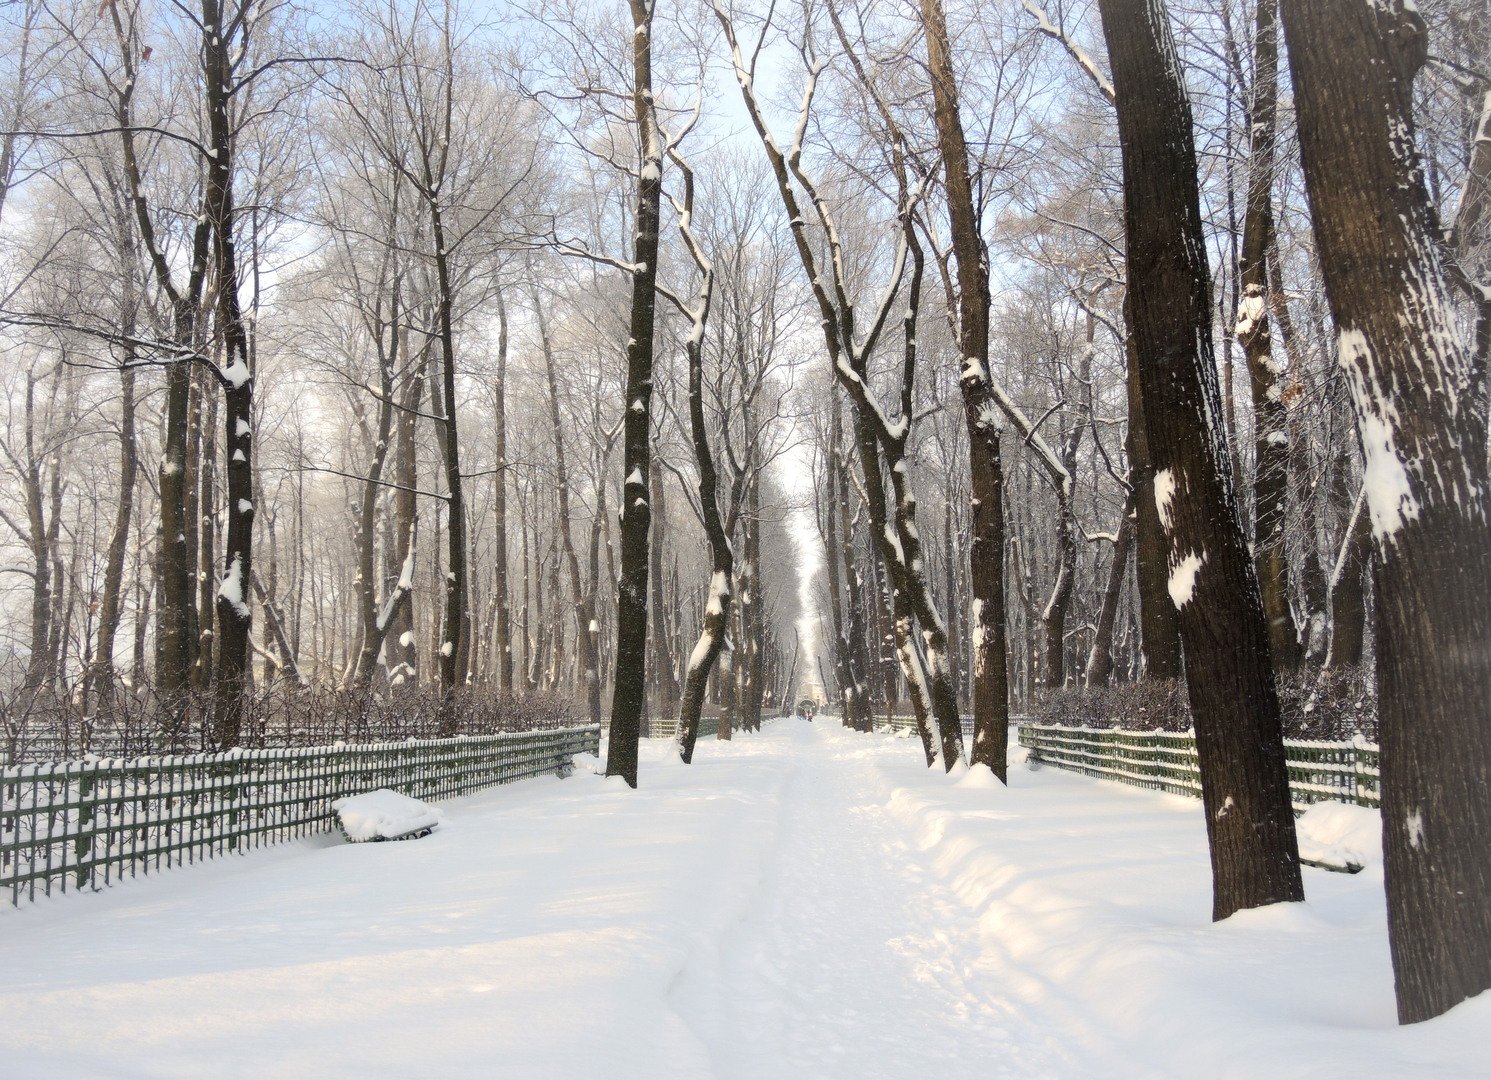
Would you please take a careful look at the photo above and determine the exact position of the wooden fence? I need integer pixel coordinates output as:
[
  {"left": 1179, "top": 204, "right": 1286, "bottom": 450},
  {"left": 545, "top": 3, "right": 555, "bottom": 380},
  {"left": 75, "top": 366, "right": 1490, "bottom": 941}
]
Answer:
[
  {"left": 1, "top": 725, "right": 599, "bottom": 907},
  {"left": 1016, "top": 722, "right": 1380, "bottom": 810}
]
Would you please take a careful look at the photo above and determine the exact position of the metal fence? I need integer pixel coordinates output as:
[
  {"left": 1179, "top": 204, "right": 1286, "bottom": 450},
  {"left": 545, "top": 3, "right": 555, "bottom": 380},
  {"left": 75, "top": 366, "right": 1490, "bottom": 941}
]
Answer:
[
  {"left": 606, "top": 711, "right": 780, "bottom": 741},
  {"left": 1017, "top": 722, "right": 1380, "bottom": 810},
  {"left": 880, "top": 715, "right": 1036, "bottom": 741},
  {"left": 1, "top": 725, "right": 600, "bottom": 907}
]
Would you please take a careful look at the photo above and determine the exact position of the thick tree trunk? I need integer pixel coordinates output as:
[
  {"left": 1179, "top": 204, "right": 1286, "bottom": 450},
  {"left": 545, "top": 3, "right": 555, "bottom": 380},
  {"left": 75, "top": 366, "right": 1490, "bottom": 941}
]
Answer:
[
  {"left": 1281, "top": 0, "right": 1491, "bottom": 1022},
  {"left": 921, "top": 0, "right": 1010, "bottom": 777},
  {"left": 606, "top": 0, "right": 663, "bottom": 787},
  {"left": 1100, "top": 0, "right": 1303, "bottom": 919},
  {"left": 203, "top": 0, "right": 253, "bottom": 748},
  {"left": 1124, "top": 300, "right": 1183, "bottom": 679}
]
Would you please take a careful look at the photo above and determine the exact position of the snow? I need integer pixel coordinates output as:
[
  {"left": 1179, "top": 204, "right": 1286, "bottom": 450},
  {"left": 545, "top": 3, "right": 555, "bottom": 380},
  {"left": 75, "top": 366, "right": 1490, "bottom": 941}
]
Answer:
[
  {"left": 1406, "top": 808, "right": 1426, "bottom": 851},
  {"left": 1167, "top": 551, "right": 1206, "bottom": 608},
  {"left": 1295, "top": 801, "right": 1381, "bottom": 870},
  {"left": 1234, "top": 283, "right": 1266, "bottom": 338},
  {"left": 1339, "top": 329, "right": 1420, "bottom": 540},
  {"left": 439, "top": 642, "right": 454, "bottom": 657},
  {"left": 221, "top": 360, "right": 250, "bottom": 389},
  {"left": 333, "top": 789, "right": 442, "bottom": 842},
  {"left": 703, "top": 570, "right": 729, "bottom": 617},
  {"left": 217, "top": 553, "right": 250, "bottom": 619},
  {"left": 1153, "top": 468, "right": 1176, "bottom": 532},
  {"left": 2, "top": 725, "right": 1485, "bottom": 1078}
]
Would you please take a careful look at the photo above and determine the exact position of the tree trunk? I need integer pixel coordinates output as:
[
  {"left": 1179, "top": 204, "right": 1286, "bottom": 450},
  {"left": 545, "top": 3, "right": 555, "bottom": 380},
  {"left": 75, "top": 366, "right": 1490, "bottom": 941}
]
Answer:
[
  {"left": 606, "top": 0, "right": 663, "bottom": 787},
  {"left": 649, "top": 459, "right": 680, "bottom": 716},
  {"left": 834, "top": 433, "right": 875, "bottom": 731},
  {"left": 536, "top": 295, "right": 601, "bottom": 727},
  {"left": 1100, "top": 0, "right": 1303, "bottom": 920},
  {"left": 492, "top": 289, "right": 514, "bottom": 693},
  {"left": 431, "top": 205, "right": 467, "bottom": 710},
  {"left": 921, "top": 0, "right": 1010, "bottom": 776},
  {"left": 1281, "top": 0, "right": 1491, "bottom": 1022},
  {"left": 674, "top": 242, "right": 729, "bottom": 762},
  {"left": 1235, "top": 0, "right": 1301, "bottom": 668},
  {"left": 1124, "top": 298, "right": 1183, "bottom": 679},
  {"left": 1086, "top": 494, "right": 1135, "bottom": 687},
  {"left": 1325, "top": 486, "right": 1371, "bottom": 669},
  {"left": 91, "top": 265, "right": 139, "bottom": 705}
]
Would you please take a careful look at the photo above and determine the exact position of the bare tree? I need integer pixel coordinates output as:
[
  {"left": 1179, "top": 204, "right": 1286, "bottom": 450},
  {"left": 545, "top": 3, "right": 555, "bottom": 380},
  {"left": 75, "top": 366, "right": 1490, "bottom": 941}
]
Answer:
[
  {"left": 1099, "top": 0, "right": 1303, "bottom": 920},
  {"left": 1281, "top": 0, "right": 1491, "bottom": 1024}
]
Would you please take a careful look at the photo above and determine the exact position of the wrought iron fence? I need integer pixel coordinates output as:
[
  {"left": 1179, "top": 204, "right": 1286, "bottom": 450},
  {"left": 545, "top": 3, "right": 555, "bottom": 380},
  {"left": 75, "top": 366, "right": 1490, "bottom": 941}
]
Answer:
[
  {"left": 1, "top": 725, "right": 600, "bottom": 907},
  {"left": 1017, "top": 722, "right": 1380, "bottom": 810}
]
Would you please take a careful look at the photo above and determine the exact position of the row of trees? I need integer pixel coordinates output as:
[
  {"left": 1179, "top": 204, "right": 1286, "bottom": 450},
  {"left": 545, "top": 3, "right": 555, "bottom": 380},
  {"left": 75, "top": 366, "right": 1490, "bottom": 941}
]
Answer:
[
  {"left": 0, "top": 0, "right": 802, "bottom": 764},
  {"left": 0, "top": 0, "right": 1485, "bottom": 1026},
  {"left": 716, "top": 0, "right": 1486, "bottom": 1026}
]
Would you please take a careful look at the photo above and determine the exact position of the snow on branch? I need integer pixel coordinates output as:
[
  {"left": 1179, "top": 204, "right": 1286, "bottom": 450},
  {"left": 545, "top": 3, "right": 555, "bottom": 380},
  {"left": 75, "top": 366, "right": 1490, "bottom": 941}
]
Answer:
[{"left": 1019, "top": 1, "right": 1116, "bottom": 106}]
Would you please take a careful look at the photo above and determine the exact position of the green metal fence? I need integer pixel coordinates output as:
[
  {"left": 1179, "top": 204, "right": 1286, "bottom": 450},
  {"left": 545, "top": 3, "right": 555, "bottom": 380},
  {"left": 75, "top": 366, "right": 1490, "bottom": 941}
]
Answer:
[
  {"left": 1, "top": 725, "right": 600, "bottom": 907},
  {"left": 1017, "top": 722, "right": 1380, "bottom": 810}
]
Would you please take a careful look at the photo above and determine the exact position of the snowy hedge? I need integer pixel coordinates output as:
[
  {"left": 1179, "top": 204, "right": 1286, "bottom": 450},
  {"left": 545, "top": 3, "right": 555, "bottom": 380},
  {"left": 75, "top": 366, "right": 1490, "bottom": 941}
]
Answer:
[{"left": 1031, "top": 665, "right": 1377, "bottom": 741}]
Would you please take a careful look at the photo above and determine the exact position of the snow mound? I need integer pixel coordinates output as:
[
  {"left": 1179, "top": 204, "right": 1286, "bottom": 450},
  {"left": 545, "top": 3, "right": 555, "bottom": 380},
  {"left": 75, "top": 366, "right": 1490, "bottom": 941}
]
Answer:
[
  {"left": 1296, "top": 800, "right": 1380, "bottom": 870},
  {"left": 333, "top": 789, "right": 443, "bottom": 842},
  {"left": 955, "top": 762, "right": 1003, "bottom": 790}
]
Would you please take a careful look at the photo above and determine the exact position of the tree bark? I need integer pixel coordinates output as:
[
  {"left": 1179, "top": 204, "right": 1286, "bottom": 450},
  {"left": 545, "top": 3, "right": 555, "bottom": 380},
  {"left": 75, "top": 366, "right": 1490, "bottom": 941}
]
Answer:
[
  {"left": 1100, "top": 0, "right": 1303, "bottom": 919},
  {"left": 1281, "top": 0, "right": 1491, "bottom": 1022},
  {"left": 1124, "top": 297, "right": 1183, "bottom": 679},
  {"left": 1086, "top": 493, "right": 1135, "bottom": 687},
  {"left": 1234, "top": 0, "right": 1301, "bottom": 668},
  {"left": 203, "top": 0, "right": 254, "bottom": 748},
  {"left": 492, "top": 289, "right": 514, "bottom": 693},
  {"left": 606, "top": 0, "right": 663, "bottom": 787},
  {"left": 921, "top": 0, "right": 1010, "bottom": 776}
]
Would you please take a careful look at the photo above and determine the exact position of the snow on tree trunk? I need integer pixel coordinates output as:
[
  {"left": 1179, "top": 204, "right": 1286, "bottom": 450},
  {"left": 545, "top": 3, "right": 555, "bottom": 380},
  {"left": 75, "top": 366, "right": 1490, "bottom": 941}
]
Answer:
[
  {"left": 203, "top": 0, "right": 254, "bottom": 749},
  {"left": 922, "top": 0, "right": 1011, "bottom": 777},
  {"left": 1099, "top": 0, "right": 1303, "bottom": 920},
  {"left": 1280, "top": 0, "right": 1491, "bottom": 1024},
  {"left": 1235, "top": 0, "right": 1301, "bottom": 669},
  {"left": 606, "top": 0, "right": 663, "bottom": 789}
]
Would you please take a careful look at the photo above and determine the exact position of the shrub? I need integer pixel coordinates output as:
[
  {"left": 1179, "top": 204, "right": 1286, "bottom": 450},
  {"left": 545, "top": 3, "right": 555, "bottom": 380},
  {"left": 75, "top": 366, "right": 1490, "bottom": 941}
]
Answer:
[{"left": 1030, "top": 664, "right": 1377, "bottom": 741}]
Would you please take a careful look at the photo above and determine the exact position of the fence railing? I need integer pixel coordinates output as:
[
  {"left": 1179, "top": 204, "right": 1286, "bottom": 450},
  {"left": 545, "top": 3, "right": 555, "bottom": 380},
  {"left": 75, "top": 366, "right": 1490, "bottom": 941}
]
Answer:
[
  {"left": 880, "top": 715, "right": 1034, "bottom": 741},
  {"left": 1, "top": 725, "right": 599, "bottom": 907},
  {"left": 1017, "top": 722, "right": 1380, "bottom": 810}
]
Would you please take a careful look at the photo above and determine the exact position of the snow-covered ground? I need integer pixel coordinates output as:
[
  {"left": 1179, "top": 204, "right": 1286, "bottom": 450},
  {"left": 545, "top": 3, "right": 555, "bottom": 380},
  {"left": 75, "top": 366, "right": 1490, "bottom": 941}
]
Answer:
[{"left": 0, "top": 721, "right": 1484, "bottom": 1079}]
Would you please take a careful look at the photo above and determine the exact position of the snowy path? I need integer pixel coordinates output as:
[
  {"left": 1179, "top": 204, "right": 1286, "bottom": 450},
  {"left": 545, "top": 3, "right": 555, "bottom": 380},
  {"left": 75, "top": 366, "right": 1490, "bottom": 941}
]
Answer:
[
  {"left": 0, "top": 721, "right": 1485, "bottom": 1078},
  {"left": 672, "top": 722, "right": 1083, "bottom": 1079}
]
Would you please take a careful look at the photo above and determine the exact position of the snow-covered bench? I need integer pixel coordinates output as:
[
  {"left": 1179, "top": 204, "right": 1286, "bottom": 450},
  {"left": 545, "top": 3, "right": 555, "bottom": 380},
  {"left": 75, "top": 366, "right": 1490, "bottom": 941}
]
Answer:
[{"left": 332, "top": 789, "right": 442, "bottom": 843}]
